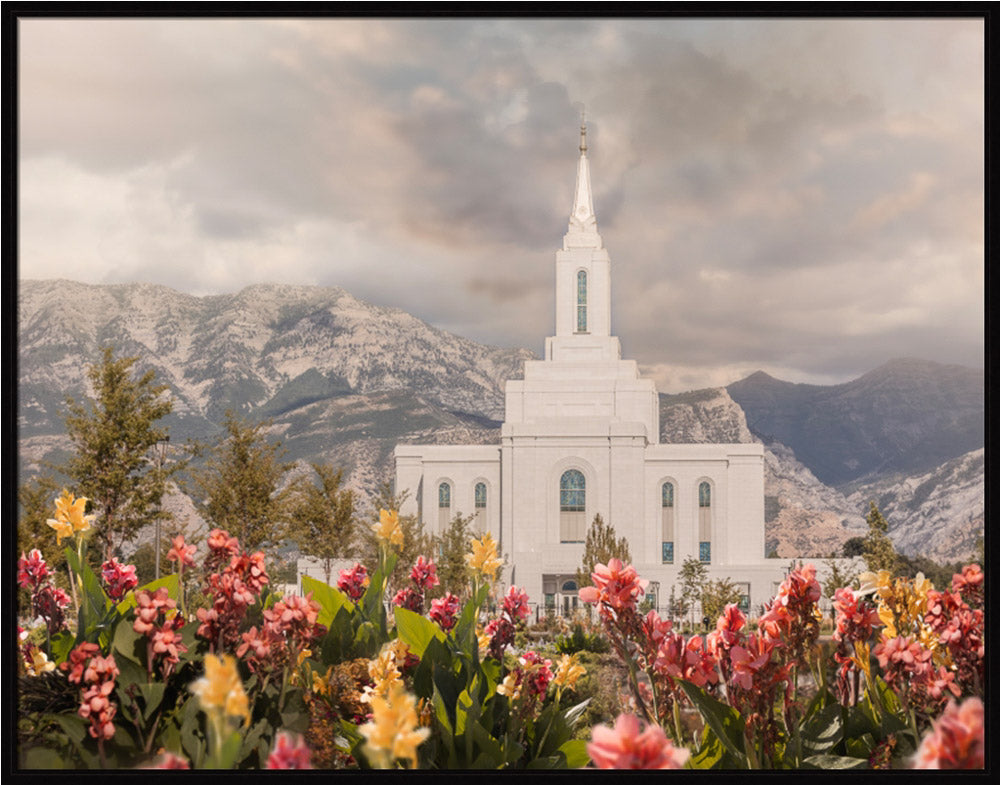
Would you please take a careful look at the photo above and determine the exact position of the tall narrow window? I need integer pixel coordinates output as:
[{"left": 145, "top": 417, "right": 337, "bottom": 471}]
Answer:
[
  {"left": 698, "top": 481, "right": 711, "bottom": 563},
  {"left": 661, "top": 482, "right": 675, "bottom": 564},
  {"left": 559, "top": 469, "right": 586, "bottom": 543},
  {"left": 438, "top": 481, "right": 452, "bottom": 532},
  {"left": 474, "top": 482, "right": 487, "bottom": 530},
  {"left": 576, "top": 270, "right": 587, "bottom": 333}
]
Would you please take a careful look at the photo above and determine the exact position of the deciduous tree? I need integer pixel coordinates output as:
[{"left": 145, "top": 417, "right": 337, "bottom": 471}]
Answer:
[
  {"left": 194, "top": 410, "right": 292, "bottom": 553},
  {"left": 288, "top": 463, "right": 357, "bottom": 585},
  {"left": 434, "top": 513, "right": 478, "bottom": 597},
  {"left": 678, "top": 556, "right": 708, "bottom": 625},
  {"left": 699, "top": 578, "right": 743, "bottom": 625},
  {"left": 62, "top": 347, "right": 176, "bottom": 561},
  {"left": 575, "top": 513, "right": 632, "bottom": 588},
  {"left": 862, "top": 501, "right": 897, "bottom": 574}
]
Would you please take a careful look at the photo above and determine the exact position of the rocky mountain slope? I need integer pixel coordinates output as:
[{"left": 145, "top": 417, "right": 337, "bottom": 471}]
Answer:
[
  {"left": 18, "top": 280, "right": 982, "bottom": 562},
  {"left": 845, "top": 448, "right": 984, "bottom": 563},
  {"left": 727, "top": 359, "right": 983, "bottom": 487}
]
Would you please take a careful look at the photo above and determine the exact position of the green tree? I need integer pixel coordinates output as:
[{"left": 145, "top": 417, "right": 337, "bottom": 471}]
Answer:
[
  {"left": 841, "top": 536, "right": 866, "bottom": 558},
  {"left": 678, "top": 556, "right": 708, "bottom": 626},
  {"left": 700, "top": 578, "right": 743, "bottom": 626},
  {"left": 62, "top": 347, "right": 176, "bottom": 561},
  {"left": 862, "top": 501, "right": 897, "bottom": 574},
  {"left": 288, "top": 462, "right": 357, "bottom": 585},
  {"left": 434, "top": 513, "right": 478, "bottom": 598},
  {"left": 575, "top": 513, "right": 632, "bottom": 588},
  {"left": 194, "top": 410, "right": 292, "bottom": 553},
  {"left": 822, "top": 558, "right": 859, "bottom": 613},
  {"left": 18, "top": 474, "right": 63, "bottom": 567},
  {"left": 357, "top": 480, "right": 432, "bottom": 595}
]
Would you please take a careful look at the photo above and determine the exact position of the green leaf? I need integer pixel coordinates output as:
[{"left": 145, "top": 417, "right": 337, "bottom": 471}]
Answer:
[
  {"left": 48, "top": 629, "right": 76, "bottom": 665},
  {"left": 845, "top": 733, "right": 875, "bottom": 759},
  {"left": 116, "top": 573, "right": 180, "bottom": 614},
  {"left": 690, "top": 728, "right": 725, "bottom": 769},
  {"left": 395, "top": 606, "right": 446, "bottom": 658},
  {"left": 302, "top": 574, "right": 353, "bottom": 628},
  {"left": 558, "top": 738, "right": 590, "bottom": 768},
  {"left": 21, "top": 745, "right": 71, "bottom": 769},
  {"left": 678, "top": 680, "right": 747, "bottom": 767},
  {"left": 801, "top": 753, "right": 870, "bottom": 769},
  {"left": 139, "top": 682, "right": 167, "bottom": 722},
  {"left": 111, "top": 616, "right": 145, "bottom": 665},
  {"left": 800, "top": 700, "right": 844, "bottom": 755}
]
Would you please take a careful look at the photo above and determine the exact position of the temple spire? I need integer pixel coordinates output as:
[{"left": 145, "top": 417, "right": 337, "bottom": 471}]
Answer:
[{"left": 565, "top": 113, "right": 601, "bottom": 248}]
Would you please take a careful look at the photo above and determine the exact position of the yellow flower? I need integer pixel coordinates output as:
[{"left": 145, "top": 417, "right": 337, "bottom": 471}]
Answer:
[
  {"left": 191, "top": 654, "right": 250, "bottom": 725},
  {"left": 465, "top": 532, "right": 503, "bottom": 581},
  {"left": 311, "top": 665, "right": 333, "bottom": 696},
  {"left": 358, "top": 682, "right": 429, "bottom": 769},
  {"left": 496, "top": 672, "right": 522, "bottom": 701},
  {"left": 27, "top": 648, "right": 56, "bottom": 676},
  {"left": 372, "top": 509, "right": 404, "bottom": 548},
  {"left": 552, "top": 653, "right": 586, "bottom": 691},
  {"left": 363, "top": 641, "right": 404, "bottom": 702},
  {"left": 851, "top": 639, "right": 873, "bottom": 684},
  {"left": 47, "top": 489, "right": 95, "bottom": 543},
  {"left": 476, "top": 627, "right": 491, "bottom": 659}
]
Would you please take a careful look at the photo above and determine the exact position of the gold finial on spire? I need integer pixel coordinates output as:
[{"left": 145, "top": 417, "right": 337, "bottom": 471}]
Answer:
[{"left": 579, "top": 107, "right": 587, "bottom": 155}]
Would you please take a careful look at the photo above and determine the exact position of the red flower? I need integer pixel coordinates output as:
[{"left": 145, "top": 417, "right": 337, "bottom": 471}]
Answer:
[
  {"left": 409, "top": 556, "right": 440, "bottom": 592},
  {"left": 337, "top": 562, "right": 369, "bottom": 601},
  {"left": 18, "top": 549, "right": 49, "bottom": 589},
  {"left": 101, "top": 558, "right": 139, "bottom": 601},
  {"left": 874, "top": 634, "right": 933, "bottom": 684},
  {"left": 266, "top": 732, "right": 313, "bottom": 769},
  {"left": 429, "top": 592, "right": 461, "bottom": 631},
  {"left": 502, "top": 586, "right": 531, "bottom": 623},
  {"left": 392, "top": 587, "right": 423, "bottom": 613},
  {"left": 587, "top": 713, "right": 690, "bottom": 769},
  {"left": 912, "top": 697, "right": 984, "bottom": 769},
  {"left": 951, "top": 564, "right": 983, "bottom": 607}
]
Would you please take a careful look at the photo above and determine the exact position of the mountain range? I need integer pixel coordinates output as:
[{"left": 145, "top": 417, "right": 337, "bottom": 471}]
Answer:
[{"left": 17, "top": 280, "right": 984, "bottom": 563}]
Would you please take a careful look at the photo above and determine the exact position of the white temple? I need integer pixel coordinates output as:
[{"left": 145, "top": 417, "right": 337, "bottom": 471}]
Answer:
[{"left": 395, "top": 122, "right": 785, "bottom": 616}]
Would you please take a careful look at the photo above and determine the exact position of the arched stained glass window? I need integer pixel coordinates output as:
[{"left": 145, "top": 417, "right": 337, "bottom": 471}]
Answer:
[
  {"left": 475, "top": 482, "right": 487, "bottom": 509},
  {"left": 576, "top": 270, "right": 587, "bottom": 332},
  {"left": 661, "top": 482, "right": 675, "bottom": 564},
  {"left": 698, "top": 481, "right": 711, "bottom": 563},
  {"left": 560, "top": 470, "right": 586, "bottom": 511},
  {"left": 560, "top": 469, "right": 586, "bottom": 543},
  {"left": 439, "top": 482, "right": 451, "bottom": 507}
]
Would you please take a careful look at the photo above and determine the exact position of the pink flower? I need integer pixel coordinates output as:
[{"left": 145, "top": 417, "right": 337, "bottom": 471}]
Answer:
[
  {"left": 409, "top": 556, "right": 440, "bottom": 592},
  {"left": 579, "top": 559, "right": 648, "bottom": 613},
  {"left": 587, "top": 713, "right": 690, "bottom": 769},
  {"left": 101, "top": 558, "right": 139, "bottom": 601},
  {"left": 429, "top": 592, "right": 461, "bottom": 631},
  {"left": 912, "top": 697, "right": 984, "bottom": 769},
  {"left": 145, "top": 752, "right": 190, "bottom": 769},
  {"left": 653, "top": 633, "right": 719, "bottom": 689},
  {"left": 167, "top": 535, "right": 197, "bottom": 568},
  {"left": 337, "top": 562, "right": 370, "bottom": 601},
  {"left": 519, "top": 651, "right": 554, "bottom": 697},
  {"left": 951, "top": 563, "right": 983, "bottom": 607},
  {"left": 266, "top": 732, "right": 313, "bottom": 769},
  {"left": 729, "top": 634, "right": 775, "bottom": 691},
  {"left": 874, "top": 634, "right": 932, "bottom": 677}
]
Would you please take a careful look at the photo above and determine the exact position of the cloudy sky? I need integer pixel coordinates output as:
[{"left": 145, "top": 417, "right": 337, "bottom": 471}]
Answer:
[{"left": 19, "top": 16, "right": 983, "bottom": 392}]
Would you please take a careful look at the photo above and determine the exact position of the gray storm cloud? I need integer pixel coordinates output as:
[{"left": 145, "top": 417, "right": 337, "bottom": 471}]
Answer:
[{"left": 17, "top": 17, "right": 983, "bottom": 391}]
